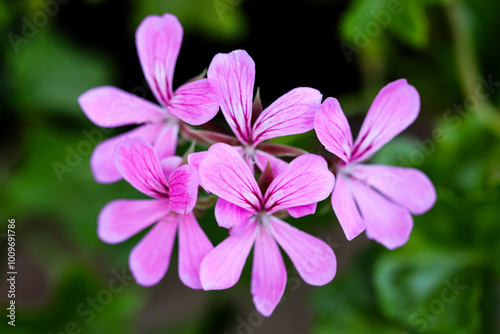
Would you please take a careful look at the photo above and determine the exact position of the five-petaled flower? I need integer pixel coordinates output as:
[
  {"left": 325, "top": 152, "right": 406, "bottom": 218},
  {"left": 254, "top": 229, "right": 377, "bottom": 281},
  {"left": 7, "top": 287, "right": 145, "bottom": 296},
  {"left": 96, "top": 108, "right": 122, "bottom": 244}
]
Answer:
[
  {"left": 78, "top": 14, "right": 220, "bottom": 183},
  {"left": 98, "top": 137, "right": 213, "bottom": 288},
  {"left": 188, "top": 49, "right": 322, "bottom": 177},
  {"left": 81, "top": 10, "right": 438, "bottom": 319},
  {"left": 197, "top": 143, "right": 336, "bottom": 316},
  {"left": 315, "top": 79, "right": 436, "bottom": 249}
]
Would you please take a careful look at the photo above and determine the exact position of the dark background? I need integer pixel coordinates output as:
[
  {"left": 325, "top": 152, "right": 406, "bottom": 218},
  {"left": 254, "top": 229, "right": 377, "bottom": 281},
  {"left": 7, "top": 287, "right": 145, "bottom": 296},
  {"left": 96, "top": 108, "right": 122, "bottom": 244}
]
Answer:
[{"left": 1, "top": 0, "right": 499, "bottom": 333}]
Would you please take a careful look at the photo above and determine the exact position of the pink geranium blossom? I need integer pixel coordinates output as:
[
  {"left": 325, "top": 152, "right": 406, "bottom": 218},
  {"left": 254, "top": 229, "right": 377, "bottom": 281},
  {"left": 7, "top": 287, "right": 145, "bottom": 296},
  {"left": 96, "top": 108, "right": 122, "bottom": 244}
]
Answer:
[
  {"left": 78, "top": 14, "right": 220, "bottom": 183},
  {"left": 197, "top": 143, "right": 336, "bottom": 316},
  {"left": 98, "top": 137, "right": 213, "bottom": 288},
  {"left": 188, "top": 50, "right": 322, "bottom": 177},
  {"left": 314, "top": 79, "right": 436, "bottom": 249}
]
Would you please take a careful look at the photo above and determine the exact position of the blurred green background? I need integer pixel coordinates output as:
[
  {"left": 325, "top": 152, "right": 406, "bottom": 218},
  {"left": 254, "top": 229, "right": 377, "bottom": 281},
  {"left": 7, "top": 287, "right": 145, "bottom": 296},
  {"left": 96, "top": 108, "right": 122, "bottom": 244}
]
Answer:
[{"left": 1, "top": 0, "right": 499, "bottom": 333}]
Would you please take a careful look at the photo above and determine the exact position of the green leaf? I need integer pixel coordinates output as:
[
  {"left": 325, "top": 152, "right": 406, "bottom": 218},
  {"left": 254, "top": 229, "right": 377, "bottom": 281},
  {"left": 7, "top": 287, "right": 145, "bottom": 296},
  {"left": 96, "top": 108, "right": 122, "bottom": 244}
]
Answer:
[
  {"left": 388, "top": 1, "right": 429, "bottom": 48},
  {"left": 7, "top": 28, "right": 116, "bottom": 115},
  {"left": 340, "top": 0, "right": 429, "bottom": 49},
  {"left": 374, "top": 246, "right": 483, "bottom": 334},
  {"left": 132, "top": 0, "right": 247, "bottom": 42},
  {"left": 340, "top": 0, "right": 387, "bottom": 44},
  {"left": 312, "top": 249, "right": 410, "bottom": 334}
]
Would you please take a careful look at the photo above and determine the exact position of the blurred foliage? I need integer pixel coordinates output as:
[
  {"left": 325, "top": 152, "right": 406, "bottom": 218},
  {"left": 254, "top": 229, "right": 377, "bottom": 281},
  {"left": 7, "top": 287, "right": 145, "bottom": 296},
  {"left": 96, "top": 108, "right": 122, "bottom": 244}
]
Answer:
[
  {"left": 4, "top": 266, "right": 146, "bottom": 333},
  {"left": 131, "top": 0, "right": 248, "bottom": 41},
  {"left": 313, "top": 113, "right": 500, "bottom": 334},
  {"left": 1, "top": 0, "right": 499, "bottom": 333},
  {"left": 312, "top": 0, "right": 500, "bottom": 333},
  {"left": 8, "top": 27, "right": 116, "bottom": 116},
  {"left": 341, "top": 0, "right": 430, "bottom": 49}
]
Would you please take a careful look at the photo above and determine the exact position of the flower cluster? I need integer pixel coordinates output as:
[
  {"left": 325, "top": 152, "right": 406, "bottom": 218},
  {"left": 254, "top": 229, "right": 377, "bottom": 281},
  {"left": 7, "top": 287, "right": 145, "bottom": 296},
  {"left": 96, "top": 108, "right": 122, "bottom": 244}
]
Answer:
[{"left": 78, "top": 13, "right": 436, "bottom": 316}]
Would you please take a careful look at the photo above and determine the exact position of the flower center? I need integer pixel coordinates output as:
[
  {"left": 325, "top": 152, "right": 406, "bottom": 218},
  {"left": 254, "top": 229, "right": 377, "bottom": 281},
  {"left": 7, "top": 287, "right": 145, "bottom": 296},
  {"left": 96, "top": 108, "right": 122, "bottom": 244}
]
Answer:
[
  {"left": 336, "top": 161, "right": 354, "bottom": 177},
  {"left": 242, "top": 144, "right": 257, "bottom": 169},
  {"left": 254, "top": 210, "right": 271, "bottom": 229},
  {"left": 243, "top": 144, "right": 256, "bottom": 159}
]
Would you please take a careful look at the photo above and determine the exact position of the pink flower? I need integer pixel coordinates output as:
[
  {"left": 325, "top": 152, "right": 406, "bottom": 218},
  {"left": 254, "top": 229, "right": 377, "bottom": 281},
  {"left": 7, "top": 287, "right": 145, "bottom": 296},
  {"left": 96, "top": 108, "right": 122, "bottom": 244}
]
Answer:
[
  {"left": 314, "top": 79, "right": 436, "bottom": 249},
  {"left": 198, "top": 143, "right": 336, "bottom": 316},
  {"left": 188, "top": 50, "right": 322, "bottom": 177},
  {"left": 98, "top": 137, "right": 213, "bottom": 288},
  {"left": 78, "top": 14, "right": 220, "bottom": 183}
]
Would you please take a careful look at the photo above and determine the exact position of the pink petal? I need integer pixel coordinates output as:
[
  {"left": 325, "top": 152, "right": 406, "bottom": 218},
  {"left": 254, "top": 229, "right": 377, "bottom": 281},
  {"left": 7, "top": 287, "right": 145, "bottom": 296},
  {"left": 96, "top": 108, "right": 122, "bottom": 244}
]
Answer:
[
  {"left": 98, "top": 199, "right": 169, "bottom": 244},
  {"left": 178, "top": 213, "right": 214, "bottom": 289},
  {"left": 351, "top": 79, "right": 420, "bottom": 163},
  {"left": 254, "top": 149, "right": 288, "bottom": 177},
  {"left": 200, "top": 221, "right": 257, "bottom": 290},
  {"left": 350, "top": 177, "right": 414, "bottom": 249},
  {"left": 350, "top": 164, "right": 436, "bottom": 215},
  {"left": 271, "top": 217, "right": 336, "bottom": 286},
  {"left": 287, "top": 203, "right": 317, "bottom": 218},
  {"left": 168, "top": 164, "right": 200, "bottom": 214},
  {"left": 331, "top": 174, "right": 365, "bottom": 240},
  {"left": 90, "top": 123, "right": 163, "bottom": 184},
  {"left": 251, "top": 228, "right": 286, "bottom": 317},
  {"left": 214, "top": 198, "right": 253, "bottom": 229},
  {"left": 199, "top": 143, "right": 262, "bottom": 212},
  {"left": 251, "top": 87, "right": 322, "bottom": 145},
  {"left": 187, "top": 151, "right": 208, "bottom": 169},
  {"left": 78, "top": 86, "right": 165, "bottom": 127},
  {"left": 129, "top": 214, "right": 178, "bottom": 286},
  {"left": 314, "top": 97, "right": 353, "bottom": 163},
  {"left": 264, "top": 154, "right": 335, "bottom": 214},
  {"left": 153, "top": 122, "right": 179, "bottom": 158},
  {"left": 136, "top": 14, "right": 183, "bottom": 105},
  {"left": 167, "top": 78, "right": 220, "bottom": 125},
  {"left": 115, "top": 137, "right": 170, "bottom": 198},
  {"left": 207, "top": 50, "right": 254, "bottom": 143},
  {"left": 159, "top": 156, "right": 183, "bottom": 179}
]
